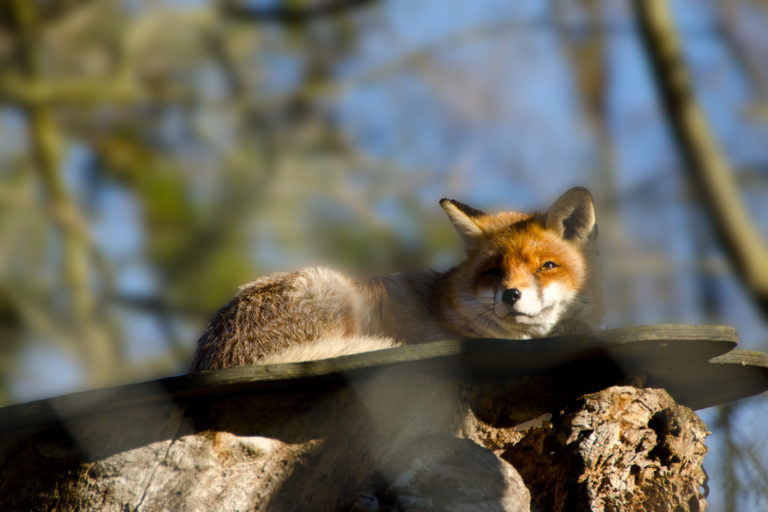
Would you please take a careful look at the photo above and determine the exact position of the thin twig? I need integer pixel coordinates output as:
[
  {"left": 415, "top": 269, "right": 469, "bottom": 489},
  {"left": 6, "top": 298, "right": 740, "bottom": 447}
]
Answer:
[{"left": 218, "top": 0, "right": 379, "bottom": 25}]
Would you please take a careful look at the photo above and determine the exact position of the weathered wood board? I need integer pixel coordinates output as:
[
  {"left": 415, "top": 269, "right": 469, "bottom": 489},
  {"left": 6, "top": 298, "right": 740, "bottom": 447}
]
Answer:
[{"left": 1, "top": 324, "right": 765, "bottom": 434}]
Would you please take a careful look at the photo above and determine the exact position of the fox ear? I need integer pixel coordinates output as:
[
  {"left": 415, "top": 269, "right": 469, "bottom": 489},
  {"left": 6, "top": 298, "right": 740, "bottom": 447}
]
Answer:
[
  {"left": 546, "top": 187, "right": 596, "bottom": 243},
  {"left": 440, "top": 198, "right": 487, "bottom": 249}
]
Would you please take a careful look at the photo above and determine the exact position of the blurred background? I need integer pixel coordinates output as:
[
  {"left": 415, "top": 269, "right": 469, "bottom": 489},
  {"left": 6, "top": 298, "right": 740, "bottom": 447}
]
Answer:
[{"left": 0, "top": 0, "right": 766, "bottom": 510}]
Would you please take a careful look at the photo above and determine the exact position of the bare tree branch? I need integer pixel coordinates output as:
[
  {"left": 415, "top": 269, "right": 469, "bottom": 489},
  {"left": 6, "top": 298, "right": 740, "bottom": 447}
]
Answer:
[
  {"left": 218, "top": 0, "right": 379, "bottom": 25},
  {"left": 5, "top": 0, "right": 120, "bottom": 384},
  {"left": 718, "top": 0, "right": 768, "bottom": 105},
  {"left": 633, "top": 0, "right": 768, "bottom": 315}
]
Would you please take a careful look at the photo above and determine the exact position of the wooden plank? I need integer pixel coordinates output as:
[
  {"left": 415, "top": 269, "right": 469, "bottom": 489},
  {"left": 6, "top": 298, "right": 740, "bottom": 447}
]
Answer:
[
  {"left": 651, "top": 349, "right": 768, "bottom": 410},
  {"left": 0, "top": 324, "right": 761, "bottom": 433}
]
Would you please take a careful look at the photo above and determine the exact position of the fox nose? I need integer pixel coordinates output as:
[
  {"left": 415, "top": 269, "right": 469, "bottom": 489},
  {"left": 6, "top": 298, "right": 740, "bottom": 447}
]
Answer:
[{"left": 501, "top": 288, "right": 521, "bottom": 306}]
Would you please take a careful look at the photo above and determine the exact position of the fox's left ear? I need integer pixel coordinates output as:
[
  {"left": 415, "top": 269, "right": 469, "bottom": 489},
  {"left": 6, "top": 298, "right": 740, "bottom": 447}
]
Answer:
[
  {"left": 440, "top": 198, "right": 487, "bottom": 250},
  {"left": 546, "top": 187, "right": 596, "bottom": 243}
]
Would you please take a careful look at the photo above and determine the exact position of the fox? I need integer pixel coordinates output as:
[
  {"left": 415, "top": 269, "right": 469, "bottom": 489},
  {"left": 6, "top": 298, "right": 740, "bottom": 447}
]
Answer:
[{"left": 190, "top": 187, "right": 602, "bottom": 372}]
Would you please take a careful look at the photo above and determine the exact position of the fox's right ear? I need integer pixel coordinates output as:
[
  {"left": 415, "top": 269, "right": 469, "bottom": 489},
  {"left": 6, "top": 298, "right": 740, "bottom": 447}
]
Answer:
[
  {"left": 546, "top": 187, "right": 596, "bottom": 243},
  {"left": 440, "top": 198, "right": 487, "bottom": 250}
]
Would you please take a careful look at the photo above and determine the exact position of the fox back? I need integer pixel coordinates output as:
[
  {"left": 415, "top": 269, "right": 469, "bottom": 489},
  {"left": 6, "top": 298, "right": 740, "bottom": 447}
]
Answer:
[{"left": 191, "top": 187, "right": 602, "bottom": 371}]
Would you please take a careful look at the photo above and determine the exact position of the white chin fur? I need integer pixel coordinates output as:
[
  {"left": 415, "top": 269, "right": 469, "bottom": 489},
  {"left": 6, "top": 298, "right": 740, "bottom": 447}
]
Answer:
[
  {"left": 493, "top": 282, "right": 577, "bottom": 332},
  {"left": 458, "top": 281, "right": 576, "bottom": 338}
]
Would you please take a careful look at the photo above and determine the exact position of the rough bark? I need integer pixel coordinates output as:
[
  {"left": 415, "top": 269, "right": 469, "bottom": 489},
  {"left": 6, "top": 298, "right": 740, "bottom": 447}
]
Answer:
[{"left": 498, "top": 387, "right": 709, "bottom": 512}]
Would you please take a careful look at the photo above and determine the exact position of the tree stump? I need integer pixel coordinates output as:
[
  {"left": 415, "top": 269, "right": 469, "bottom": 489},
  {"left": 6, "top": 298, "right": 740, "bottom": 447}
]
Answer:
[{"left": 499, "top": 387, "right": 708, "bottom": 512}]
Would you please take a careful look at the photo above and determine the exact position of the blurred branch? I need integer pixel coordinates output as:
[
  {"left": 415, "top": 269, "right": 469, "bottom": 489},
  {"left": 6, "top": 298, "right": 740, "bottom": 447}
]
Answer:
[
  {"left": 633, "top": 0, "right": 768, "bottom": 315},
  {"left": 717, "top": 404, "right": 737, "bottom": 512},
  {"left": 219, "top": 0, "right": 378, "bottom": 25},
  {"left": 0, "top": 8, "right": 207, "bottom": 108},
  {"left": 0, "top": 197, "right": 118, "bottom": 331},
  {"left": 204, "top": 11, "right": 749, "bottom": 112},
  {"left": 718, "top": 0, "right": 768, "bottom": 113},
  {"left": 8, "top": 287, "right": 81, "bottom": 355},
  {"left": 280, "top": 17, "right": 521, "bottom": 108},
  {"left": 736, "top": 165, "right": 768, "bottom": 186},
  {"left": 711, "top": 401, "right": 768, "bottom": 510},
  {"left": 740, "top": 434, "right": 768, "bottom": 496},
  {"left": 0, "top": 76, "right": 146, "bottom": 106},
  {"left": 554, "top": 0, "right": 619, "bottom": 322},
  {"left": 110, "top": 293, "right": 210, "bottom": 319},
  {"left": 201, "top": 26, "right": 277, "bottom": 179},
  {"left": 6, "top": 0, "right": 119, "bottom": 383}
]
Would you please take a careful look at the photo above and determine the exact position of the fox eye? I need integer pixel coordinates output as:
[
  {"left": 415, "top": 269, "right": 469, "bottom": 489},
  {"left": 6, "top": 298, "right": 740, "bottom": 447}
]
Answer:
[{"left": 540, "top": 261, "right": 558, "bottom": 271}]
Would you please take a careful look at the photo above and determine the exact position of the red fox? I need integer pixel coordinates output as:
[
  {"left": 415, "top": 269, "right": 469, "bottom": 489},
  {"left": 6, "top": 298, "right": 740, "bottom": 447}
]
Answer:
[{"left": 191, "top": 187, "right": 602, "bottom": 371}]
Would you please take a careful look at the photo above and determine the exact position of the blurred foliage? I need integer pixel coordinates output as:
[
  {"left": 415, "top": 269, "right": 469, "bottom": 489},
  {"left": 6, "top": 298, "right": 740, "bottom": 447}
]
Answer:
[
  {"left": 0, "top": 0, "right": 468, "bottom": 386},
  {"left": 0, "top": 1, "right": 767, "bottom": 510}
]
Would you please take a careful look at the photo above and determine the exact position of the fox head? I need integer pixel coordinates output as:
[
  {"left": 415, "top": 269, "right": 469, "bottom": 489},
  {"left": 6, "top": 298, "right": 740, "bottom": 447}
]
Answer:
[{"left": 438, "top": 187, "right": 601, "bottom": 339}]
